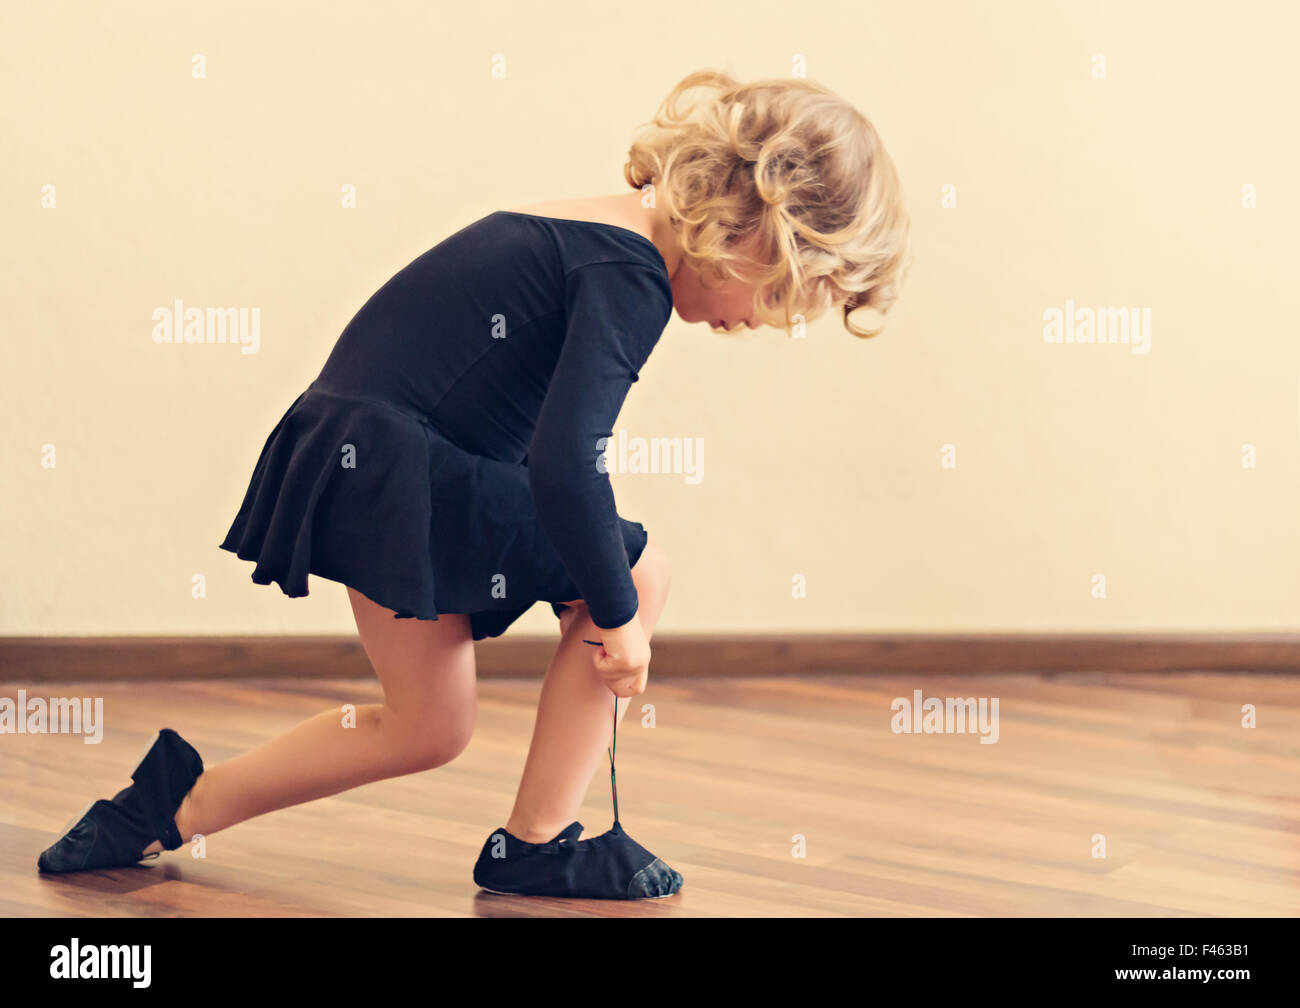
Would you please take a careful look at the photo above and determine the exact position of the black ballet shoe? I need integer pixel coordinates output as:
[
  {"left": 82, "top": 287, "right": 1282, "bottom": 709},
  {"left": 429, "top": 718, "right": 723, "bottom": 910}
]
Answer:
[
  {"left": 472, "top": 819, "right": 684, "bottom": 899},
  {"left": 472, "top": 687, "right": 682, "bottom": 899},
  {"left": 37, "top": 728, "right": 204, "bottom": 873}
]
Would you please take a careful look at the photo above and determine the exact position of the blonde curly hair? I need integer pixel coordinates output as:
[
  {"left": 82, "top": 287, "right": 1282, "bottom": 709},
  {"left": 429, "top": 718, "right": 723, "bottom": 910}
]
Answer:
[{"left": 625, "top": 69, "right": 912, "bottom": 338}]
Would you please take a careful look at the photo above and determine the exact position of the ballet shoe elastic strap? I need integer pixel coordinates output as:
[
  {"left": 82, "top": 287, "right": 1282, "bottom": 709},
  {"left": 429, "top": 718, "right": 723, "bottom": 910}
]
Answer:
[
  {"left": 582, "top": 638, "right": 620, "bottom": 827},
  {"left": 609, "top": 692, "right": 619, "bottom": 826}
]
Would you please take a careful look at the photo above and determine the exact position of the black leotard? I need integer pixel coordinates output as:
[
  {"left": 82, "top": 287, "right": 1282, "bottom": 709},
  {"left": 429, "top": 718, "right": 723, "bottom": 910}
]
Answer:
[{"left": 219, "top": 210, "right": 673, "bottom": 636}]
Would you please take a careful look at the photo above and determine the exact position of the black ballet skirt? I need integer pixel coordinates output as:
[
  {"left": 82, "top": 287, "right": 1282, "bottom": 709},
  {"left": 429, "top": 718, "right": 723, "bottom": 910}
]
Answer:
[
  {"left": 218, "top": 211, "right": 673, "bottom": 641},
  {"left": 218, "top": 383, "right": 649, "bottom": 641}
]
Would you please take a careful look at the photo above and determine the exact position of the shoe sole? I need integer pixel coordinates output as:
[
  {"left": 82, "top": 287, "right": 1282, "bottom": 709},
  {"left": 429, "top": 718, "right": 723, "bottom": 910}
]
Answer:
[{"left": 476, "top": 884, "right": 680, "bottom": 900}]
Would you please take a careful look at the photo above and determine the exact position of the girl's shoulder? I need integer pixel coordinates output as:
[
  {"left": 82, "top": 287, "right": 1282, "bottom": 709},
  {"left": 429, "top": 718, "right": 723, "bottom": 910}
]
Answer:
[
  {"left": 491, "top": 203, "right": 668, "bottom": 281},
  {"left": 502, "top": 199, "right": 653, "bottom": 243}
]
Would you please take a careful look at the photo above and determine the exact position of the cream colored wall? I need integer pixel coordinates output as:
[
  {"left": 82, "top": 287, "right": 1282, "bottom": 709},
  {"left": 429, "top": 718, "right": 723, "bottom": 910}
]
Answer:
[{"left": 3, "top": 1, "right": 1297, "bottom": 636}]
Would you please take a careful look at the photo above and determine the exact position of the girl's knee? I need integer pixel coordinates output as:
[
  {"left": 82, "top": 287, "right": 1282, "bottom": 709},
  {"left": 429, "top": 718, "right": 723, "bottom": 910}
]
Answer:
[
  {"left": 378, "top": 704, "right": 476, "bottom": 773},
  {"left": 633, "top": 538, "right": 671, "bottom": 601}
]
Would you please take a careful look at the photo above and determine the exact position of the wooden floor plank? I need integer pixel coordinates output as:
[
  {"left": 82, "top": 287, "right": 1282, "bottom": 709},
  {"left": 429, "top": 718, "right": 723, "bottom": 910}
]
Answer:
[{"left": 1, "top": 671, "right": 1296, "bottom": 916}]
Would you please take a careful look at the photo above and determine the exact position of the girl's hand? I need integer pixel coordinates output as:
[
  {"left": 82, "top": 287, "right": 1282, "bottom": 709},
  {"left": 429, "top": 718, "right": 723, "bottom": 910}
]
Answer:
[{"left": 589, "top": 615, "right": 650, "bottom": 698}]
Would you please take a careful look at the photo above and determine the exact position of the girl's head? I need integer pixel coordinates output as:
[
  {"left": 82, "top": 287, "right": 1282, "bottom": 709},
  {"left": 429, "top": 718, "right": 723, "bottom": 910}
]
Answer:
[{"left": 626, "top": 69, "right": 912, "bottom": 338}]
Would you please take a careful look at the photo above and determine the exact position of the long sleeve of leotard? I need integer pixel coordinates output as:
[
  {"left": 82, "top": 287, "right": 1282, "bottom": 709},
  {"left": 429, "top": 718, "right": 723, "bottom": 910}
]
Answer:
[{"left": 527, "top": 260, "right": 673, "bottom": 630}]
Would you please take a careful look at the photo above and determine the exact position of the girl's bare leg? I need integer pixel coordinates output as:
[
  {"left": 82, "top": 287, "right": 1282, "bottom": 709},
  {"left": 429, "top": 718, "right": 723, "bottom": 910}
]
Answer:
[
  {"left": 504, "top": 539, "right": 672, "bottom": 843},
  {"left": 142, "top": 589, "right": 477, "bottom": 854}
]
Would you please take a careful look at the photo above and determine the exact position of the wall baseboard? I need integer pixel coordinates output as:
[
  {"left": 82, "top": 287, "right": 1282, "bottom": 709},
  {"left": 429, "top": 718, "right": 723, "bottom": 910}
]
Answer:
[{"left": 1, "top": 634, "right": 1298, "bottom": 683}]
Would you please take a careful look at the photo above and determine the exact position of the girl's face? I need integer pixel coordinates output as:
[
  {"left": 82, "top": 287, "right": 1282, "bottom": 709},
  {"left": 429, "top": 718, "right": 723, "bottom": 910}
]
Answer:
[{"left": 669, "top": 234, "right": 765, "bottom": 333}]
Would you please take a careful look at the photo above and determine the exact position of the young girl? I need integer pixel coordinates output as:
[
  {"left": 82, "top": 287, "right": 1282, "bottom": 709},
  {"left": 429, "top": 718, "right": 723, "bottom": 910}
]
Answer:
[{"left": 36, "top": 69, "right": 910, "bottom": 900}]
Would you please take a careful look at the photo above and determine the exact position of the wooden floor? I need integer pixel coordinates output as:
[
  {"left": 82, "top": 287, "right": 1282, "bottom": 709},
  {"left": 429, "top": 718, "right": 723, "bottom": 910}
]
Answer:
[{"left": 2, "top": 671, "right": 1297, "bottom": 917}]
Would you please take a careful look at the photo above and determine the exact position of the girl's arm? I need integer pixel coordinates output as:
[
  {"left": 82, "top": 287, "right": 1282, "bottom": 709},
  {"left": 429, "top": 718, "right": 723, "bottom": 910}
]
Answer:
[{"left": 526, "top": 260, "right": 672, "bottom": 631}]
